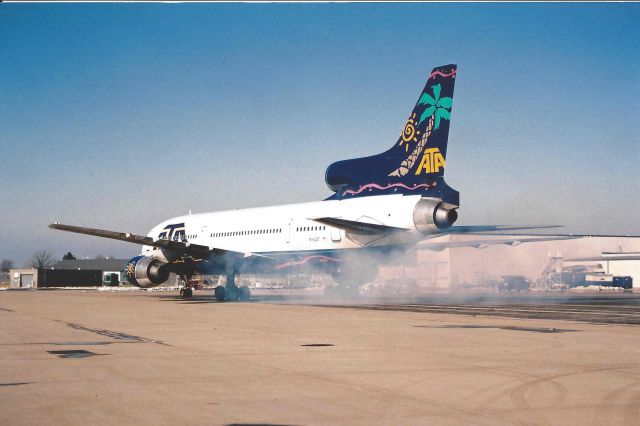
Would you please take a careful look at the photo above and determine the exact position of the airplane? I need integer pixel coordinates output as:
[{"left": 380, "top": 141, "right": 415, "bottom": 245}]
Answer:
[{"left": 49, "top": 64, "right": 633, "bottom": 300}]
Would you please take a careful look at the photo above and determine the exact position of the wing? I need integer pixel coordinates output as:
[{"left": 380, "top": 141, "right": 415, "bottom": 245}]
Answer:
[
  {"left": 310, "top": 217, "right": 409, "bottom": 235},
  {"left": 419, "top": 236, "right": 580, "bottom": 251},
  {"left": 49, "top": 223, "right": 222, "bottom": 257}
]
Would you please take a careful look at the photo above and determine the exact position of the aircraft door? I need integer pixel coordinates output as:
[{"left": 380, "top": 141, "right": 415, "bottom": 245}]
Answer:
[
  {"left": 285, "top": 220, "right": 292, "bottom": 243},
  {"left": 21, "top": 274, "right": 34, "bottom": 288},
  {"left": 330, "top": 226, "right": 342, "bottom": 242}
]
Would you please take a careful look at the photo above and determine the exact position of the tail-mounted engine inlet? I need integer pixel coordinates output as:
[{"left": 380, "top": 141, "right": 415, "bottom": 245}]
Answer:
[{"left": 413, "top": 197, "right": 458, "bottom": 234}]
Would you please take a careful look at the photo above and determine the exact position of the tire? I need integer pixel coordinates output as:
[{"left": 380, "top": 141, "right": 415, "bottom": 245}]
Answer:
[
  {"left": 214, "top": 286, "right": 226, "bottom": 302},
  {"left": 238, "top": 285, "right": 251, "bottom": 301}
]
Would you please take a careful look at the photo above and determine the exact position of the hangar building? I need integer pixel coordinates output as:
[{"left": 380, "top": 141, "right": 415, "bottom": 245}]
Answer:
[
  {"left": 8, "top": 259, "right": 128, "bottom": 289},
  {"left": 405, "top": 236, "right": 640, "bottom": 290}
]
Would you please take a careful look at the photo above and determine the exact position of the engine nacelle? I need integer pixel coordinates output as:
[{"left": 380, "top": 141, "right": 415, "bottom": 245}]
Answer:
[
  {"left": 126, "top": 255, "right": 170, "bottom": 288},
  {"left": 413, "top": 197, "right": 458, "bottom": 234}
]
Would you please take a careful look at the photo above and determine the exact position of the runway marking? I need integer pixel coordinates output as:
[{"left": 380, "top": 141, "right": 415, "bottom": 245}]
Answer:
[
  {"left": 414, "top": 325, "right": 578, "bottom": 333},
  {"left": 56, "top": 321, "right": 169, "bottom": 346},
  {"left": 314, "top": 302, "right": 640, "bottom": 325},
  {"left": 0, "top": 341, "right": 117, "bottom": 347},
  {"left": 47, "top": 349, "right": 102, "bottom": 359},
  {"left": 365, "top": 303, "right": 640, "bottom": 317}
]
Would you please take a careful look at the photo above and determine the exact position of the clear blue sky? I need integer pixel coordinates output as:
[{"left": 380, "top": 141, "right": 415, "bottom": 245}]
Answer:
[{"left": 1, "top": 3, "right": 638, "bottom": 265}]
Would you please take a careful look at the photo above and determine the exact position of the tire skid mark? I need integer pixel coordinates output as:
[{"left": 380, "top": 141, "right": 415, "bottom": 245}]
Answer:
[
  {"left": 594, "top": 377, "right": 640, "bottom": 425},
  {"left": 507, "top": 373, "right": 567, "bottom": 422},
  {"left": 470, "top": 364, "right": 640, "bottom": 425},
  {"left": 623, "top": 389, "right": 640, "bottom": 426}
]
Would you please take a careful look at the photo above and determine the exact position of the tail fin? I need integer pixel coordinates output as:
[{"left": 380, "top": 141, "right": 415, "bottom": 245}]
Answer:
[{"left": 326, "top": 64, "right": 458, "bottom": 203}]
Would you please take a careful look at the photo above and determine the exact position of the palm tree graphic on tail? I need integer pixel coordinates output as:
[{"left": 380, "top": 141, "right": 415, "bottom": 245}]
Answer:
[{"left": 389, "top": 83, "right": 453, "bottom": 177}]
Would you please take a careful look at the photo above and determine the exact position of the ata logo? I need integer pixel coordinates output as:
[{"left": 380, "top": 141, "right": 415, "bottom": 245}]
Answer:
[
  {"left": 415, "top": 147, "right": 445, "bottom": 175},
  {"left": 158, "top": 223, "right": 186, "bottom": 242}
]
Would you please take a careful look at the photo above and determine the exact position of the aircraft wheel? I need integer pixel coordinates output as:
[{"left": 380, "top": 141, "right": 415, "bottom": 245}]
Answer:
[
  {"left": 214, "top": 286, "right": 226, "bottom": 302},
  {"left": 225, "top": 287, "right": 240, "bottom": 301},
  {"left": 180, "top": 288, "right": 193, "bottom": 298},
  {"left": 238, "top": 285, "right": 251, "bottom": 301}
]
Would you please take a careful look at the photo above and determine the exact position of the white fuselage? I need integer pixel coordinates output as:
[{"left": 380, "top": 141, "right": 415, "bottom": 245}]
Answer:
[{"left": 142, "top": 194, "right": 425, "bottom": 258}]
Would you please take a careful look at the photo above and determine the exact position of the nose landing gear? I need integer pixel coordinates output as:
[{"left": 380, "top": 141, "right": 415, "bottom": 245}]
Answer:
[
  {"left": 177, "top": 274, "right": 194, "bottom": 298},
  {"left": 179, "top": 287, "right": 193, "bottom": 298}
]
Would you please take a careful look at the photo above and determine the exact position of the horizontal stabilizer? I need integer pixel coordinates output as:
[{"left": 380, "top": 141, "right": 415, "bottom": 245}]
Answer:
[
  {"left": 311, "top": 217, "right": 409, "bottom": 236},
  {"left": 438, "top": 227, "right": 640, "bottom": 238},
  {"left": 565, "top": 254, "right": 640, "bottom": 262},
  {"left": 49, "top": 223, "right": 221, "bottom": 256},
  {"left": 444, "top": 225, "right": 562, "bottom": 234},
  {"left": 419, "top": 236, "right": 580, "bottom": 251}
]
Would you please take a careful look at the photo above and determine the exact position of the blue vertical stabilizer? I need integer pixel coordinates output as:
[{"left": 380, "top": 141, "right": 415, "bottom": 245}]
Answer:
[{"left": 326, "top": 65, "right": 459, "bottom": 205}]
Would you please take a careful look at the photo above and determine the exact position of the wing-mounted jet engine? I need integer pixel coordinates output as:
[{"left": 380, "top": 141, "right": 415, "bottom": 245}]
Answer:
[{"left": 126, "top": 255, "right": 170, "bottom": 288}]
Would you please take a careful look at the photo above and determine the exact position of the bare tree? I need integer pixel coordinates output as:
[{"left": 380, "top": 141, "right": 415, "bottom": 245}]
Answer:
[
  {"left": 1, "top": 259, "right": 14, "bottom": 271},
  {"left": 29, "top": 250, "right": 54, "bottom": 269},
  {"left": 62, "top": 252, "right": 76, "bottom": 260}
]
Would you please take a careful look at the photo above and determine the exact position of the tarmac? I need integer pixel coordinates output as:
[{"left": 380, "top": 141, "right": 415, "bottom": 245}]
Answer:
[{"left": 1, "top": 289, "right": 639, "bottom": 425}]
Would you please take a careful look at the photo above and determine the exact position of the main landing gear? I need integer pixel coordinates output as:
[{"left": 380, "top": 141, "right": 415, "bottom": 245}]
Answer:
[{"left": 214, "top": 274, "right": 250, "bottom": 302}]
